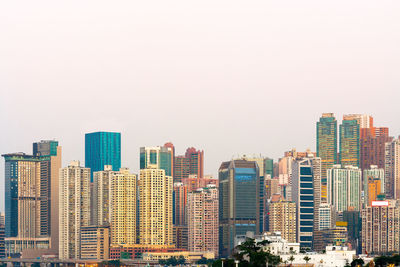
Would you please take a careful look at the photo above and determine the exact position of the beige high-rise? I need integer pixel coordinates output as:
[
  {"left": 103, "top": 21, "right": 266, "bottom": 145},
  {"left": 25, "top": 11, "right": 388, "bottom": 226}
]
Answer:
[
  {"left": 187, "top": 185, "right": 218, "bottom": 256},
  {"left": 59, "top": 161, "right": 90, "bottom": 260},
  {"left": 139, "top": 168, "right": 172, "bottom": 245},
  {"left": 110, "top": 168, "right": 137, "bottom": 245},
  {"left": 93, "top": 165, "right": 114, "bottom": 226},
  {"left": 268, "top": 195, "right": 296, "bottom": 243}
]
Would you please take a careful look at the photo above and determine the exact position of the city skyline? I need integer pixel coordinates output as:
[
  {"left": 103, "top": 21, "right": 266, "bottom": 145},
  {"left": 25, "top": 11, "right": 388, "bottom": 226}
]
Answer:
[
  {"left": 2, "top": 1, "right": 400, "bottom": 212},
  {"left": 0, "top": 113, "right": 399, "bottom": 212}
]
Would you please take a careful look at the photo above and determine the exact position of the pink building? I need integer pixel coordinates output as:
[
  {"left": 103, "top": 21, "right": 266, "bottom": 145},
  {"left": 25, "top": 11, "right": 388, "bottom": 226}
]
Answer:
[{"left": 187, "top": 185, "right": 218, "bottom": 256}]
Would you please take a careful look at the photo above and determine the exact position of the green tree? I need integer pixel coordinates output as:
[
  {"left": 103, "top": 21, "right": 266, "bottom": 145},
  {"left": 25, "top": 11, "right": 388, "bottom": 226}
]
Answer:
[
  {"left": 232, "top": 238, "right": 280, "bottom": 267},
  {"left": 212, "top": 259, "right": 235, "bottom": 267},
  {"left": 120, "top": 251, "right": 131, "bottom": 259},
  {"left": 288, "top": 255, "right": 295, "bottom": 266},
  {"left": 303, "top": 256, "right": 311, "bottom": 264},
  {"left": 351, "top": 258, "right": 364, "bottom": 267}
]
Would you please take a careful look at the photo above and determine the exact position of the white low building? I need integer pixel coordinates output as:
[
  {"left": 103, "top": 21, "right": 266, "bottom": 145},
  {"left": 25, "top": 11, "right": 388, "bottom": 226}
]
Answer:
[
  {"left": 280, "top": 246, "right": 356, "bottom": 267},
  {"left": 235, "top": 232, "right": 300, "bottom": 254}
]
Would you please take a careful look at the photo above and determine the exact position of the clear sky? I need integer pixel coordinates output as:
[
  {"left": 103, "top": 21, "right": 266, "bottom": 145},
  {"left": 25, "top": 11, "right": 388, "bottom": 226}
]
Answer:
[{"left": 1, "top": 0, "right": 400, "bottom": 211}]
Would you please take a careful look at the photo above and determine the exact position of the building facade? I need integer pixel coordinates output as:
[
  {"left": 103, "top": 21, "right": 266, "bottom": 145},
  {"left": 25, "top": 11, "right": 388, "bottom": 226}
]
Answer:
[
  {"left": 139, "top": 168, "right": 173, "bottom": 246},
  {"left": 317, "top": 113, "right": 338, "bottom": 203},
  {"left": 218, "top": 160, "right": 260, "bottom": 257},
  {"left": 268, "top": 195, "right": 296, "bottom": 243},
  {"left": 187, "top": 185, "right": 218, "bottom": 256},
  {"left": 361, "top": 200, "right": 400, "bottom": 254},
  {"left": 85, "top": 131, "right": 121, "bottom": 179},
  {"left": 363, "top": 166, "right": 385, "bottom": 206},
  {"left": 340, "top": 119, "right": 360, "bottom": 168},
  {"left": 327, "top": 165, "right": 361, "bottom": 213},
  {"left": 291, "top": 156, "right": 321, "bottom": 250},
  {"left": 80, "top": 226, "right": 110, "bottom": 260},
  {"left": 110, "top": 168, "right": 137, "bottom": 245},
  {"left": 140, "top": 146, "right": 173, "bottom": 176},
  {"left": 2, "top": 141, "right": 62, "bottom": 255},
  {"left": 59, "top": 161, "right": 91, "bottom": 259},
  {"left": 385, "top": 138, "right": 400, "bottom": 199}
]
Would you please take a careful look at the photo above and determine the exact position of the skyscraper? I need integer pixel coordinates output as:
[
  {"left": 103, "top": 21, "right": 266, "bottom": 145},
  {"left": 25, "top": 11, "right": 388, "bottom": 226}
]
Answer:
[
  {"left": 173, "top": 182, "right": 188, "bottom": 226},
  {"left": 2, "top": 140, "right": 62, "bottom": 255},
  {"left": 139, "top": 168, "right": 173, "bottom": 246},
  {"left": 219, "top": 160, "right": 259, "bottom": 257},
  {"left": 327, "top": 165, "right": 361, "bottom": 213},
  {"left": 59, "top": 161, "right": 91, "bottom": 260},
  {"left": 140, "top": 146, "right": 173, "bottom": 176},
  {"left": 292, "top": 155, "right": 321, "bottom": 250},
  {"left": 363, "top": 166, "right": 385, "bottom": 206},
  {"left": 185, "top": 147, "right": 204, "bottom": 179},
  {"left": 340, "top": 119, "right": 360, "bottom": 168},
  {"left": 385, "top": 138, "right": 400, "bottom": 199},
  {"left": 361, "top": 200, "right": 400, "bottom": 254},
  {"left": 85, "top": 131, "right": 121, "bottom": 179},
  {"left": 317, "top": 113, "right": 337, "bottom": 203},
  {"left": 110, "top": 168, "right": 137, "bottom": 245},
  {"left": 173, "top": 147, "right": 204, "bottom": 183},
  {"left": 360, "top": 127, "right": 391, "bottom": 171},
  {"left": 268, "top": 194, "right": 296, "bottom": 243},
  {"left": 187, "top": 185, "right": 218, "bottom": 256},
  {"left": 92, "top": 165, "right": 114, "bottom": 226}
]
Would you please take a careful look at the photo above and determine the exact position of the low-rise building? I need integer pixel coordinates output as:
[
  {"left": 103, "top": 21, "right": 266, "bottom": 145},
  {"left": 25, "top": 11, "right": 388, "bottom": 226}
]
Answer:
[
  {"left": 80, "top": 226, "right": 110, "bottom": 260},
  {"left": 280, "top": 246, "right": 356, "bottom": 267},
  {"left": 142, "top": 251, "right": 214, "bottom": 263}
]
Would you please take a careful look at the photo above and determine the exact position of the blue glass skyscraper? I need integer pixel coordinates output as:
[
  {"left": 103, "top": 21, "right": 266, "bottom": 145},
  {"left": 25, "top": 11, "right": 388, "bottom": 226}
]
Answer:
[{"left": 85, "top": 132, "right": 121, "bottom": 180}]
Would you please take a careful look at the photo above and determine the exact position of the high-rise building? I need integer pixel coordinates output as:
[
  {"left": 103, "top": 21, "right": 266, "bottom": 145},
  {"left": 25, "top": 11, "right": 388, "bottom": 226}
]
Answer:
[
  {"left": 185, "top": 148, "right": 204, "bottom": 179},
  {"left": 313, "top": 226, "right": 348, "bottom": 252},
  {"left": 163, "top": 142, "right": 175, "bottom": 177},
  {"left": 317, "top": 113, "right": 337, "bottom": 203},
  {"left": 173, "top": 183, "right": 188, "bottom": 226},
  {"left": 174, "top": 156, "right": 190, "bottom": 183},
  {"left": 361, "top": 200, "right": 400, "bottom": 254},
  {"left": 173, "top": 225, "right": 188, "bottom": 250},
  {"left": 292, "top": 155, "right": 321, "bottom": 250},
  {"left": 268, "top": 194, "right": 296, "bottom": 243},
  {"left": 182, "top": 175, "right": 218, "bottom": 193},
  {"left": 110, "top": 168, "right": 137, "bottom": 246},
  {"left": 327, "top": 165, "right": 361, "bottom": 213},
  {"left": 139, "top": 168, "right": 173, "bottom": 246},
  {"left": 343, "top": 209, "right": 361, "bottom": 253},
  {"left": 187, "top": 185, "right": 218, "bottom": 256},
  {"left": 80, "top": 226, "right": 110, "bottom": 260},
  {"left": 173, "top": 147, "right": 204, "bottom": 183},
  {"left": 340, "top": 119, "right": 360, "bottom": 168},
  {"left": 140, "top": 146, "right": 173, "bottom": 176},
  {"left": 85, "top": 131, "right": 121, "bottom": 179},
  {"left": 92, "top": 165, "right": 114, "bottom": 226},
  {"left": 385, "top": 138, "right": 400, "bottom": 199},
  {"left": 342, "top": 114, "right": 373, "bottom": 129},
  {"left": 2, "top": 140, "right": 62, "bottom": 255},
  {"left": 0, "top": 213, "right": 4, "bottom": 258},
  {"left": 318, "top": 203, "right": 335, "bottom": 230},
  {"left": 59, "top": 161, "right": 91, "bottom": 260},
  {"left": 219, "top": 160, "right": 260, "bottom": 257},
  {"left": 360, "top": 127, "right": 392, "bottom": 171},
  {"left": 363, "top": 166, "right": 385, "bottom": 206}
]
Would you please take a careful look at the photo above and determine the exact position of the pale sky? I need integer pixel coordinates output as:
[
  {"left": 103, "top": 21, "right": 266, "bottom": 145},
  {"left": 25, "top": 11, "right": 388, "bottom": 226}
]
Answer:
[{"left": 1, "top": 0, "right": 400, "bottom": 211}]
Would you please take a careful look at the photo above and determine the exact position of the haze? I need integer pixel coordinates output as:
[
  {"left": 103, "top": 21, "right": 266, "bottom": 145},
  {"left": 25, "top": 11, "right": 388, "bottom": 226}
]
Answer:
[{"left": 1, "top": 0, "right": 400, "bottom": 211}]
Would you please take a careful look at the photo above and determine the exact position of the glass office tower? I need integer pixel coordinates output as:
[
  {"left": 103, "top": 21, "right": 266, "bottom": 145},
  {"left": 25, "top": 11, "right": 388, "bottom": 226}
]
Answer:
[{"left": 85, "top": 131, "right": 121, "bottom": 179}]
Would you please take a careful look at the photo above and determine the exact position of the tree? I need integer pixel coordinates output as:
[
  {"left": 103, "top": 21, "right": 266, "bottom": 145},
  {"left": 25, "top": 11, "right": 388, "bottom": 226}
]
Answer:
[
  {"left": 177, "top": 255, "right": 186, "bottom": 265},
  {"left": 303, "top": 256, "right": 311, "bottom": 264},
  {"left": 212, "top": 259, "right": 235, "bottom": 267},
  {"left": 351, "top": 258, "right": 364, "bottom": 267},
  {"left": 288, "top": 255, "right": 295, "bottom": 266},
  {"left": 232, "top": 238, "right": 280, "bottom": 267},
  {"left": 197, "top": 257, "right": 214, "bottom": 265}
]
